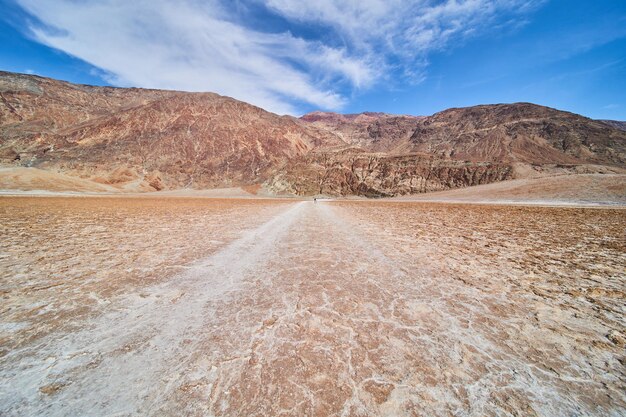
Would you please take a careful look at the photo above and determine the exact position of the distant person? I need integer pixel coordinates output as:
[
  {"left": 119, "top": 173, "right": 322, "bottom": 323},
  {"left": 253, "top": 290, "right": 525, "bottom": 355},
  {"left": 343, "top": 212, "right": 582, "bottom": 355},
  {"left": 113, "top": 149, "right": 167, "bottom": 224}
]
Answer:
[{"left": 314, "top": 198, "right": 317, "bottom": 203}]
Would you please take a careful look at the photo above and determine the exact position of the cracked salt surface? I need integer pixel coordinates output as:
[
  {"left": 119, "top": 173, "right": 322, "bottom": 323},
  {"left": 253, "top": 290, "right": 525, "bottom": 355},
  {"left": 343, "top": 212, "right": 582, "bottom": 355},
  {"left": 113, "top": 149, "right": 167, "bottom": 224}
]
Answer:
[
  {"left": 1, "top": 201, "right": 306, "bottom": 416},
  {"left": 1, "top": 198, "right": 625, "bottom": 416}
]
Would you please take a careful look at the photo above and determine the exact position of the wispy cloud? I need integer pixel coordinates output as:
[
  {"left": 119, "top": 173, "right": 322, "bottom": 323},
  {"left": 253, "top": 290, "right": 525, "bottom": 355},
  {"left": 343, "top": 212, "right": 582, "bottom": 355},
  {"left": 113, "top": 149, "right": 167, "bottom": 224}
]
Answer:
[
  {"left": 16, "top": 0, "right": 371, "bottom": 114},
  {"left": 15, "top": 0, "right": 543, "bottom": 114},
  {"left": 264, "top": 0, "right": 545, "bottom": 81}
]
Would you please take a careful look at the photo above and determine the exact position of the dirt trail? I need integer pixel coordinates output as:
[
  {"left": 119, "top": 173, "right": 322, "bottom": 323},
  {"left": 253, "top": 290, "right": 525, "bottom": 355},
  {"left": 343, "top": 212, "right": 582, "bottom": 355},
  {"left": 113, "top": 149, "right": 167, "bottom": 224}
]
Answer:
[
  {"left": 1, "top": 200, "right": 624, "bottom": 416},
  {"left": 0, "top": 202, "right": 306, "bottom": 415}
]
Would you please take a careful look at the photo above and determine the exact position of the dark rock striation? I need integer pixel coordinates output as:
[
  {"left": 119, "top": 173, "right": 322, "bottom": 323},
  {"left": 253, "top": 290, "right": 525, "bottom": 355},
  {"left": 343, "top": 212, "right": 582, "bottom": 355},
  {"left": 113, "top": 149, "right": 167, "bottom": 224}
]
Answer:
[{"left": 267, "top": 148, "right": 512, "bottom": 197}]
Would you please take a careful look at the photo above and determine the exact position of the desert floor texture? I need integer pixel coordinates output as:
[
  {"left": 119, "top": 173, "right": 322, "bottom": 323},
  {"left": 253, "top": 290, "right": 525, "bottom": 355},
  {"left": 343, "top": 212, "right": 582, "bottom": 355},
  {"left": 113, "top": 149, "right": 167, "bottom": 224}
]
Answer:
[{"left": 0, "top": 196, "right": 625, "bottom": 416}]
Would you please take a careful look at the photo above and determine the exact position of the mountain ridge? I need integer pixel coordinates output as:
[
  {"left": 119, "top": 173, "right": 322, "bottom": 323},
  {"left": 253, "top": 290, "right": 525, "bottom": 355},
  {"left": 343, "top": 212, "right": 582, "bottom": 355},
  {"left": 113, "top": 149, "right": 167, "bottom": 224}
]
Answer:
[{"left": 1, "top": 71, "right": 625, "bottom": 196}]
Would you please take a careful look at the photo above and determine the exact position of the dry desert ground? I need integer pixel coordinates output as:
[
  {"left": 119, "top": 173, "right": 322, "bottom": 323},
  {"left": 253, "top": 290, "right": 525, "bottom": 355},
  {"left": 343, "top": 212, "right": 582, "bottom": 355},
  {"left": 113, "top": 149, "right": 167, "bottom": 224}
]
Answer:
[{"left": 1, "top": 196, "right": 625, "bottom": 416}]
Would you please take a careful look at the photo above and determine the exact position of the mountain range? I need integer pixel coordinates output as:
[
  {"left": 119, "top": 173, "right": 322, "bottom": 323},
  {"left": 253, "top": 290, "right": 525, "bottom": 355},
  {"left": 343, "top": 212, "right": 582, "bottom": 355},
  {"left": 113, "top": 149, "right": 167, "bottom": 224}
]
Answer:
[{"left": 1, "top": 71, "right": 625, "bottom": 196}]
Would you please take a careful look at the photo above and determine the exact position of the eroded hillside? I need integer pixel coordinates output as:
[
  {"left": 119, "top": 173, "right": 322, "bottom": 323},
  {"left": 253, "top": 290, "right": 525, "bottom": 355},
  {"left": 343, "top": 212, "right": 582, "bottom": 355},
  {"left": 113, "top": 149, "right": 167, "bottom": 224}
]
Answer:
[{"left": 1, "top": 71, "right": 625, "bottom": 196}]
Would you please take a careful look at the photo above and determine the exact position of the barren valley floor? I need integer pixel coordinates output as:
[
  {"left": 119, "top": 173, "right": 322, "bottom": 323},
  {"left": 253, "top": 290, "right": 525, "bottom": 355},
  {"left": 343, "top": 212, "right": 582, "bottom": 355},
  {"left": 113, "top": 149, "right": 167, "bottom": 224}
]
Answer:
[{"left": 0, "top": 197, "right": 625, "bottom": 416}]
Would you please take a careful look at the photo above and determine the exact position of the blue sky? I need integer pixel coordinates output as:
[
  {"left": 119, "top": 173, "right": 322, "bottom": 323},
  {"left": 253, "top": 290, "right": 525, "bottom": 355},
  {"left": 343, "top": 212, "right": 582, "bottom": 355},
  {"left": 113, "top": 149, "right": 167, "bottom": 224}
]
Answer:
[{"left": 1, "top": 0, "right": 625, "bottom": 119}]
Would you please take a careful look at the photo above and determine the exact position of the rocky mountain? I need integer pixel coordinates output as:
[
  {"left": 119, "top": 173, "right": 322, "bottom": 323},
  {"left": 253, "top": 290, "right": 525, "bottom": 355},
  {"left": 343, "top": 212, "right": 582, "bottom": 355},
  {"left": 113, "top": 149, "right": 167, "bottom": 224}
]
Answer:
[
  {"left": 601, "top": 120, "right": 626, "bottom": 132},
  {"left": 1, "top": 71, "right": 625, "bottom": 196},
  {"left": 400, "top": 104, "right": 626, "bottom": 166},
  {"left": 301, "top": 104, "right": 626, "bottom": 165},
  {"left": 300, "top": 111, "right": 424, "bottom": 152},
  {"left": 0, "top": 71, "right": 343, "bottom": 191},
  {"left": 289, "top": 105, "right": 626, "bottom": 196}
]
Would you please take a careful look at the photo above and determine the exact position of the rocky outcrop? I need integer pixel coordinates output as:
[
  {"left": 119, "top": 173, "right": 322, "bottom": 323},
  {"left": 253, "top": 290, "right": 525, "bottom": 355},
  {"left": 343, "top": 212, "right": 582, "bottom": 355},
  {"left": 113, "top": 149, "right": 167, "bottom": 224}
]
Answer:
[
  {"left": 402, "top": 103, "right": 626, "bottom": 166},
  {"left": 601, "top": 120, "right": 626, "bottom": 132},
  {"left": 266, "top": 148, "right": 512, "bottom": 197},
  {"left": 300, "top": 111, "right": 424, "bottom": 152},
  {"left": 300, "top": 106, "right": 626, "bottom": 168},
  {"left": 0, "top": 71, "right": 345, "bottom": 190}
]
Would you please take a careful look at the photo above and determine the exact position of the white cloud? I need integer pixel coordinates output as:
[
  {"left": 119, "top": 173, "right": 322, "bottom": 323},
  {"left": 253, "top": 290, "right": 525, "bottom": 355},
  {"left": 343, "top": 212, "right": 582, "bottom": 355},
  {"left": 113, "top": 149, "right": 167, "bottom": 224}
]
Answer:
[
  {"left": 17, "top": 0, "right": 373, "bottom": 114},
  {"left": 264, "top": 0, "right": 544, "bottom": 81},
  {"left": 16, "top": 0, "right": 542, "bottom": 114}
]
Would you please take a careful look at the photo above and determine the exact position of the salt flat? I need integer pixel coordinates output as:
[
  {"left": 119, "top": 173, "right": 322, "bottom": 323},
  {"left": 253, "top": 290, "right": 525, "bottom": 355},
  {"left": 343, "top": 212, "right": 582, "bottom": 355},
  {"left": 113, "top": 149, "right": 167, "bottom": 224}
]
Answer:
[{"left": 1, "top": 197, "right": 624, "bottom": 416}]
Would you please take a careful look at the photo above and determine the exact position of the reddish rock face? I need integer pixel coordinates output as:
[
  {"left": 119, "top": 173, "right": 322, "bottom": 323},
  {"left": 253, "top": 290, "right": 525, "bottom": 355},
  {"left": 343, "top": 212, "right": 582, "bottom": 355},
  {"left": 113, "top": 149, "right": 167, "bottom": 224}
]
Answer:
[
  {"left": 0, "top": 71, "right": 344, "bottom": 190},
  {"left": 265, "top": 148, "right": 513, "bottom": 197},
  {"left": 1, "top": 71, "right": 625, "bottom": 195},
  {"left": 300, "top": 104, "right": 626, "bottom": 166},
  {"left": 292, "top": 105, "right": 626, "bottom": 196},
  {"left": 403, "top": 104, "right": 626, "bottom": 166},
  {"left": 600, "top": 119, "right": 626, "bottom": 132},
  {"left": 300, "top": 111, "right": 425, "bottom": 153}
]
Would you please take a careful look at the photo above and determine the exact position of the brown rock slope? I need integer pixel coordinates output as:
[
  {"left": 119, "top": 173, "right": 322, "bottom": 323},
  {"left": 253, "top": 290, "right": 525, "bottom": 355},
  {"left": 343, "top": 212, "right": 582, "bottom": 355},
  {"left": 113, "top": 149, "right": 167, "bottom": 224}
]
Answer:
[
  {"left": 277, "top": 104, "right": 626, "bottom": 196},
  {"left": 601, "top": 120, "right": 626, "bottom": 132},
  {"left": 300, "top": 111, "right": 424, "bottom": 152},
  {"left": 1, "top": 71, "right": 625, "bottom": 196},
  {"left": 401, "top": 103, "right": 626, "bottom": 165},
  {"left": 300, "top": 106, "right": 626, "bottom": 165},
  {"left": 0, "top": 71, "right": 343, "bottom": 191},
  {"left": 266, "top": 148, "right": 512, "bottom": 197}
]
